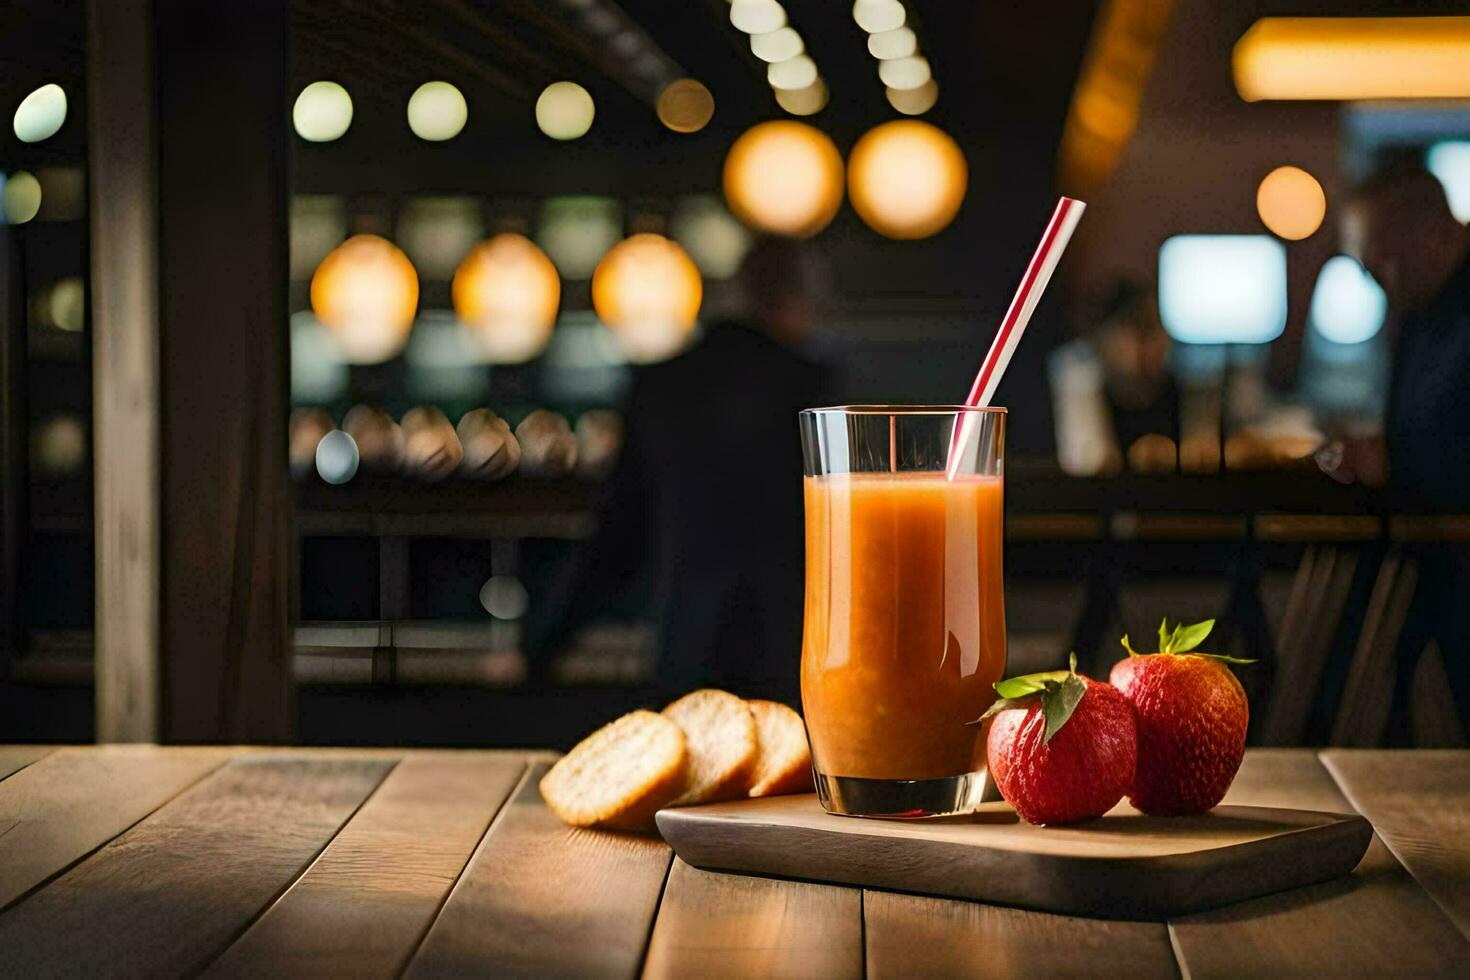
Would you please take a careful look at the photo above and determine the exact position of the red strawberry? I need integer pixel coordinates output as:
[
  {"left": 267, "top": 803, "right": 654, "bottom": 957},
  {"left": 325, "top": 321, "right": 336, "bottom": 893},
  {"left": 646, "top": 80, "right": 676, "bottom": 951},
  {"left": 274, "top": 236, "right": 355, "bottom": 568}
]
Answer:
[
  {"left": 1110, "top": 618, "right": 1251, "bottom": 816},
  {"left": 980, "top": 655, "right": 1137, "bottom": 826}
]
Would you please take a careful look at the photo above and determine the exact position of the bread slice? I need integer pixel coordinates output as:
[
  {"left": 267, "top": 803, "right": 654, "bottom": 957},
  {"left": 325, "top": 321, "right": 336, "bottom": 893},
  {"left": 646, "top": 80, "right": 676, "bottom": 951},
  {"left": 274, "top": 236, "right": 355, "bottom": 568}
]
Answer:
[
  {"left": 539, "top": 710, "right": 687, "bottom": 830},
  {"left": 662, "top": 689, "right": 758, "bottom": 806},
  {"left": 746, "top": 700, "right": 815, "bottom": 797}
]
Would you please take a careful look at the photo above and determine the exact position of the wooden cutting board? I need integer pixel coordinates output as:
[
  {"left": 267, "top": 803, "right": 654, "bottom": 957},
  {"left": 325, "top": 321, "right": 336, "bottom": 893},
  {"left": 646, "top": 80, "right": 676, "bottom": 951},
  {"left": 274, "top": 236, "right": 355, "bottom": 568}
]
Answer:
[{"left": 656, "top": 794, "right": 1372, "bottom": 920}]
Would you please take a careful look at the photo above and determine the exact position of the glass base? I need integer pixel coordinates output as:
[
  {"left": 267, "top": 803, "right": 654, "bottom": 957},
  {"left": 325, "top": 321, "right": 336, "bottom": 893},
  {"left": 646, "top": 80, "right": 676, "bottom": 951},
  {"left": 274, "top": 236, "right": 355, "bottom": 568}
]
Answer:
[{"left": 813, "top": 768, "right": 995, "bottom": 818}]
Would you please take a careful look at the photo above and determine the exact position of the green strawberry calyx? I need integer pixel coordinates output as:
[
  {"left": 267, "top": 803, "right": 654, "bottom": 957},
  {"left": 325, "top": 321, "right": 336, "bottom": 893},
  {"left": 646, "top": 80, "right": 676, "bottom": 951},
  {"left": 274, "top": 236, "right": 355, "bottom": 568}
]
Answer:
[
  {"left": 969, "top": 652, "right": 1087, "bottom": 744},
  {"left": 1119, "top": 617, "right": 1255, "bottom": 664}
]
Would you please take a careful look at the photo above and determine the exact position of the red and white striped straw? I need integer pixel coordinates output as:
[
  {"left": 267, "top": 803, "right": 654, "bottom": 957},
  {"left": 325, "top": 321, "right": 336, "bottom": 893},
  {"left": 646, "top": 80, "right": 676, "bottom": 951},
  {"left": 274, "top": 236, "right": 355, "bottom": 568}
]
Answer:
[{"left": 947, "top": 196, "right": 1086, "bottom": 478}]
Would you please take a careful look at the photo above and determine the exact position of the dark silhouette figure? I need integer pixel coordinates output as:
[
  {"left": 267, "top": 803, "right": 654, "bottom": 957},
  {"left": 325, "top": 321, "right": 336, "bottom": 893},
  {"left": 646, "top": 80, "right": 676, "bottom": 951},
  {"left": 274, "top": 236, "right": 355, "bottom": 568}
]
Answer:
[
  {"left": 1324, "top": 163, "right": 1470, "bottom": 743},
  {"left": 528, "top": 238, "right": 833, "bottom": 704}
]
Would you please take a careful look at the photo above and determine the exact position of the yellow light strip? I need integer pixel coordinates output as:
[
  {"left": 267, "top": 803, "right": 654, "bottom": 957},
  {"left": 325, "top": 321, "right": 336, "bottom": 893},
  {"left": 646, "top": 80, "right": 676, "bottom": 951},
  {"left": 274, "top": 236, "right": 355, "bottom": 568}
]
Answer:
[
  {"left": 1057, "top": 0, "right": 1173, "bottom": 195},
  {"left": 1234, "top": 17, "right": 1470, "bottom": 101}
]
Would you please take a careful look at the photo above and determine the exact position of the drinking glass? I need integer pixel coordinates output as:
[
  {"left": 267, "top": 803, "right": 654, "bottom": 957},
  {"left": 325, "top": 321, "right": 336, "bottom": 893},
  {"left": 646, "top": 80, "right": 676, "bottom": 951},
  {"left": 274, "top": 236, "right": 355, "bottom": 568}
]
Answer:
[{"left": 798, "top": 406, "right": 1006, "bottom": 817}]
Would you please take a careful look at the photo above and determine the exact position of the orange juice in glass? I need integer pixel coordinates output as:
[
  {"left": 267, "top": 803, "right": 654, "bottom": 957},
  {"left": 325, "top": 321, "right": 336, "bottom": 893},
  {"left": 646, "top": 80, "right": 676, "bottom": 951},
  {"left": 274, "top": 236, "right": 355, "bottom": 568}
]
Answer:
[{"left": 798, "top": 406, "right": 1006, "bottom": 817}]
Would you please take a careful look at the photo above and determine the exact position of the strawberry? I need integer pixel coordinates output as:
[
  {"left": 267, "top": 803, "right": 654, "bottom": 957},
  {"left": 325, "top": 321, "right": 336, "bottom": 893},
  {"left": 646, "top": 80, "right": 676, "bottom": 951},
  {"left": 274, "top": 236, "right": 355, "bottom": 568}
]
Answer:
[
  {"left": 1110, "top": 618, "right": 1252, "bottom": 816},
  {"left": 978, "top": 654, "right": 1137, "bottom": 826}
]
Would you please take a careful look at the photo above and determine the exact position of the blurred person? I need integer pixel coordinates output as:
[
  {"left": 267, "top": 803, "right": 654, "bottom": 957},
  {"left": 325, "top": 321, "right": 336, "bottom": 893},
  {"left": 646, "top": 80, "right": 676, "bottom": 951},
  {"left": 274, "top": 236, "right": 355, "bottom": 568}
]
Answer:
[
  {"left": 1049, "top": 280, "right": 1181, "bottom": 474},
  {"left": 526, "top": 237, "right": 834, "bottom": 704},
  {"left": 1320, "top": 162, "right": 1470, "bottom": 743},
  {"left": 1320, "top": 162, "right": 1470, "bottom": 502}
]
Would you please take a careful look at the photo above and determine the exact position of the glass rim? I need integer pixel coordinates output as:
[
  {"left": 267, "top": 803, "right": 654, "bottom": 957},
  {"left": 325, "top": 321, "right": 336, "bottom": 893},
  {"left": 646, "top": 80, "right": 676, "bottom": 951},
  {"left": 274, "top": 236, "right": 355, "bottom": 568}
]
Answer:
[{"left": 800, "top": 404, "right": 1008, "bottom": 416}]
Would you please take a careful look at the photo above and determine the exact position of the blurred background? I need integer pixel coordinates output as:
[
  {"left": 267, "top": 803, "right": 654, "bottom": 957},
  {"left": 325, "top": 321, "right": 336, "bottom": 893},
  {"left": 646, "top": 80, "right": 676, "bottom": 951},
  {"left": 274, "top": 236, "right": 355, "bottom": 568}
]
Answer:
[{"left": 2, "top": 0, "right": 1468, "bottom": 748}]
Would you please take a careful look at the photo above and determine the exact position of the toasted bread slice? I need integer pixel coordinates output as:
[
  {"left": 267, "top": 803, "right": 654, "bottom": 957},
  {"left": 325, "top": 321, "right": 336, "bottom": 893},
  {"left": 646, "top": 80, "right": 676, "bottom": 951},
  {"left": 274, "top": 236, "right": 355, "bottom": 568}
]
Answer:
[
  {"left": 662, "top": 689, "right": 758, "bottom": 806},
  {"left": 540, "top": 710, "right": 687, "bottom": 830},
  {"left": 746, "top": 700, "right": 815, "bottom": 797}
]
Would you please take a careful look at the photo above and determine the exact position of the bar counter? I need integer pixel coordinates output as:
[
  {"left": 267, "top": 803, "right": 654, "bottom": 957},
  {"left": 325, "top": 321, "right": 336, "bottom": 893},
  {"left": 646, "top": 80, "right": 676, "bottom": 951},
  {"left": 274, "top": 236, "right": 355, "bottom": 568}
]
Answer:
[{"left": 0, "top": 745, "right": 1466, "bottom": 977}]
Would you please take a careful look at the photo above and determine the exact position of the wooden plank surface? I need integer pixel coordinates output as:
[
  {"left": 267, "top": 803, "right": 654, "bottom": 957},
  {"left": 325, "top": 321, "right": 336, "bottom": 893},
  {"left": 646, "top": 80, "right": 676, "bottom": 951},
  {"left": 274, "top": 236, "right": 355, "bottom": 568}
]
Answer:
[
  {"left": 1168, "top": 749, "right": 1470, "bottom": 978},
  {"left": 643, "top": 858, "right": 861, "bottom": 979},
  {"left": 406, "top": 762, "right": 672, "bottom": 979},
  {"left": 864, "top": 891, "right": 1178, "bottom": 980},
  {"left": 656, "top": 793, "right": 1370, "bottom": 919},
  {"left": 1322, "top": 749, "right": 1470, "bottom": 939},
  {"left": 0, "top": 745, "right": 52, "bottom": 782},
  {"left": 0, "top": 756, "right": 392, "bottom": 977},
  {"left": 205, "top": 753, "right": 527, "bottom": 978},
  {"left": 0, "top": 745, "right": 230, "bottom": 908}
]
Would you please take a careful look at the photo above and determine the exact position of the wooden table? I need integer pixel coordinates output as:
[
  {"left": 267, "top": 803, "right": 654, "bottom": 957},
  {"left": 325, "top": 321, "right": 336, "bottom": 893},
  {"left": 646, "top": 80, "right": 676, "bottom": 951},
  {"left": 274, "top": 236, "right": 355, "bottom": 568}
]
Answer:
[{"left": 0, "top": 747, "right": 1466, "bottom": 978}]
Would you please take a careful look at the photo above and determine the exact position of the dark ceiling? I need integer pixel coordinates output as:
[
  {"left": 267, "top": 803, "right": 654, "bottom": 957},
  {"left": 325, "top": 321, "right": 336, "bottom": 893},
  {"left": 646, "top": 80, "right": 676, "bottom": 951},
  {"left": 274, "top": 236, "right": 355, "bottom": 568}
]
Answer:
[{"left": 287, "top": 0, "right": 1099, "bottom": 197}]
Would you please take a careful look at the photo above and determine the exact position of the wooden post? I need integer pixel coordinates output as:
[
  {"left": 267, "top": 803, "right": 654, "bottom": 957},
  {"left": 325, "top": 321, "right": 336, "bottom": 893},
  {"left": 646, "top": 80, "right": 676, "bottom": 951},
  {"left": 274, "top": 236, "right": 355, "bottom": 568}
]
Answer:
[
  {"left": 89, "top": 0, "right": 292, "bottom": 742},
  {"left": 89, "top": 0, "right": 161, "bottom": 742}
]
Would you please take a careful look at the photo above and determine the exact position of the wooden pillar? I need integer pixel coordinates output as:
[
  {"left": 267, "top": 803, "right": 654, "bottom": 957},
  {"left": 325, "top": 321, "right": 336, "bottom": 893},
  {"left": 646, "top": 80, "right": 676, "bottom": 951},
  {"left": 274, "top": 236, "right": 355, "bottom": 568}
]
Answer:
[
  {"left": 89, "top": 0, "right": 161, "bottom": 742},
  {"left": 89, "top": 0, "right": 292, "bottom": 742}
]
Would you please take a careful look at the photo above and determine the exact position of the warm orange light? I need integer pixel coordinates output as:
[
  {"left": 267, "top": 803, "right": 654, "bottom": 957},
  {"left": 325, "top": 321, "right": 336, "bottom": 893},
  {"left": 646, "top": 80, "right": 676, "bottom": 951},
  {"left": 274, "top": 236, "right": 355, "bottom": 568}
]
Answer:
[
  {"left": 591, "top": 234, "right": 702, "bottom": 363},
  {"left": 310, "top": 234, "right": 419, "bottom": 363},
  {"left": 656, "top": 78, "right": 716, "bottom": 134},
  {"left": 847, "top": 120, "right": 967, "bottom": 240},
  {"left": 452, "top": 233, "right": 561, "bottom": 363},
  {"left": 1234, "top": 17, "right": 1470, "bottom": 101},
  {"left": 1256, "top": 166, "right": 1325, "bottom": 241},
  {"left": 723, "top": 120, "right": 844, "bottom": 238},
  {"left": 1057, "top": 0, "right": 1172, "bottom": 196}
]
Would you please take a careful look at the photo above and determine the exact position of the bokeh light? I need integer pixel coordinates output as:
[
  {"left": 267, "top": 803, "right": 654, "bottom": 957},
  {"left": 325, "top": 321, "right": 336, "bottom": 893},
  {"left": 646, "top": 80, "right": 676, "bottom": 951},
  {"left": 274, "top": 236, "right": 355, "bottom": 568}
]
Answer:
[
  {"left": 45, "top": 277, "right": 84, "bottom": 332},
  {"left": 453, "top": 233, "right": 561, "bottom": 363},
  {"left": 289, "top": 312, "right": 350, "bottom": 404},
  {"left": 1256, "top": 165, "right": 1325, "bottom": 241},
  {"left": 2, "top": 171, "right": 42, "bottom": 224},
  {"left": 1158, "top": 235, "right": 1287, "bottom": 345},
  {"left": 868, "top": 27, "right": 916, "bottom": 60},
  {"left": 14, "top": 84, "right": 66, "bottom": 144},
  {"left": 292, "top": 81, "right": 353, "bottom": 142},
  {"left": 775, "top": 79, "right": 829, "bottom": 116},
  {"left": 480, "top": 575, "right": 530, "bottom": 620},
  {"left": 878, "top": 56, "right": 931, "bottom": 91},
  {"left": 853, "top": 0, "right": 905, "bottom": 34},
  {"left": 886, "top": 79, "right": 938, "bottom": 115},
  {"left": 404, "top": 312, "right": 491, "bottom": 405},
  {"left": 656, "top": 78, "right": 715, "bottom": 134},
  {"left": 315, "top": 429, "right": 360, "bottom": 485},
  {"left": 847, "top": 120, "right": 967, "bottom": 239},
  {"left": 723, "top": 120, "right": 844, "bottom": 238},
  {"left": 407, "top": 81, "right": 468, "bottom": 141},
  {"left": 31, "top": 415, "right": 86, "bottom": 476},
  {"left": 1426, "top": 140, "right": 1470, "bottom": 222},
  {"left": 537, "top": 196, "right": 623, "bottom": 279},
  {"left": 768, "top": 55, "right": 817, "bottom": 91},
  {"left": 290, "top": 195, "right": 347, "bottom": 280},
  {"left": 36, "top": 166, "right": 84, "bottom": 221},
  {"left": 1234, "top": 17, "right": 1470, "bottom": 102},
  {"left": 592, "top": 233, "right": 702, "bottom": 363},
  {"left": 396, "top": 197, "right": 485, "bottom": 280},
  {"left": 536, "top": 81, "right": 595, "bottom": 141},
  {"left": 670, "top": 195, "right": 753, "bottom": 279},
  {"left": 750, "top": 27, "right": 803, "bottom": 63},
  {"left": 730, "top": 1, "right": 786, "bottom": 35},
  {"left": 310, "top": 235, "right": 420, "bottom": 364},
  {"left": 1309, "top": 255, "right": 1387, "bottom": 345}
]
